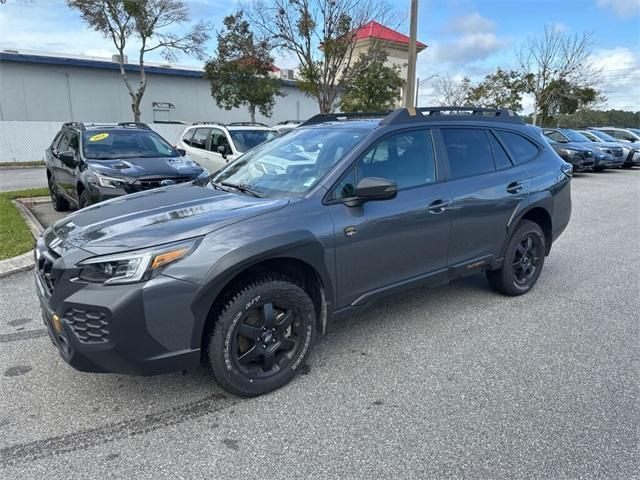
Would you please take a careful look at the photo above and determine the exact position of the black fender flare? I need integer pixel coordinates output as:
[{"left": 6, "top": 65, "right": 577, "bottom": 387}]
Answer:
[
  {"left": 189, "top": 230, "right": 333, "bottom": 348},
  {"left": 502, "top": 191, "right": 553, "bottom": 257}
]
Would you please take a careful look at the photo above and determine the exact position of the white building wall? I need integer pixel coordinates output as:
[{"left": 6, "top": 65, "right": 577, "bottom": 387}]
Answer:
[{"left": 0, "top": 61, "right": 319, "bottom": 124}]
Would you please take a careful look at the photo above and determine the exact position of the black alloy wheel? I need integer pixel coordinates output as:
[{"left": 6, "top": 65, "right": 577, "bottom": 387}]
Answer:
[
  {"left": 511, "top": 234, "right": 542, "bottom": 287},
  {"left": 207, "top": 277, "right": 316, "bottom": 397},
  {"left": 49, "top": 176, "right": 70, "bottom": 212},
  {"left": 233, "top": 300, "right": 303, "bottom": 378},
  {"left": 486, "top": 220, "right": 546, "bottom": 296}
]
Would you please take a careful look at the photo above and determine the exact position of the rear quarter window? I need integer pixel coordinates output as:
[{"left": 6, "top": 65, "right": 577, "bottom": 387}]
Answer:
[{"left": 496, "top": 131, "right": 539, "bottom": 165}]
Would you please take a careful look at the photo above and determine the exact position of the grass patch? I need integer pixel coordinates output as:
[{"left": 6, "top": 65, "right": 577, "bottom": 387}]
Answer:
[
  {"left": 0, "top": 160, "right": 45, "bottom": 169},
  {"left": 0, "top": 188, "right": 50, "bottom": 260}
]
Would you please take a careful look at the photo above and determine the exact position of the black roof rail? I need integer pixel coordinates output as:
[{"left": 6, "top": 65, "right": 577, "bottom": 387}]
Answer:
[
  {"left": 380, "top": 106, "right": 523, "bottom": 125},
  {"left": 227, "top": 121, "right": 270, "bottom": 127},
  {"left": 192, "top": 121, "right": 226, "bottom": 126},
  {"left": 300, "top": 111, "right": 391, "bottom": 127},
  {"left": 62, "top": 121, "right": 85, "bottom": 131},
  {"left": 276, "top": 120, "right": 301, "bottom": 125},
  {"left": 117, "top": 122, "right": 150, "bottom": 129}
]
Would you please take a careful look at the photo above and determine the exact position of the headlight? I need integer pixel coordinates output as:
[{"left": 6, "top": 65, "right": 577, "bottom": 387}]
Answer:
[
  {"left": 77, "top": 239, "right": 199, "bottom": 285},
  {"left": 91, "top": 172, "right": 128, "bottom": 189},
  {"left": 558, "top": 148, "right": 579, "bottom": 157}
]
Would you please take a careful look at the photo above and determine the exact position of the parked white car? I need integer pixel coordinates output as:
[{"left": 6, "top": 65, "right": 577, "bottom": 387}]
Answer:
[
  {"left": 178, "top": 122, "right": 277, "bottom": 173},
  {"left": 272, "top": 120, "right": 301, "bottom": 136}
]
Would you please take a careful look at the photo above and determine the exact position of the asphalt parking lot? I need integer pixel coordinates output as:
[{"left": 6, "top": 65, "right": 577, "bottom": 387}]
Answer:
[{"left": 1, "top": 169, "right": 638, "bottom": 479}]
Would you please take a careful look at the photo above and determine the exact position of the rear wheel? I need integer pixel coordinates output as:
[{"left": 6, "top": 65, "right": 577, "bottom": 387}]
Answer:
[
  {"left": 206, "top": 277, "right": 316, "bottom": 397},
  {"left": 487, "top": 220, "right": 546, "bottom": 296},
  {"left": 593, "top": 165, "right": 606, "bottom": 172},
  {"left": 48, "top": 175, "right": 70, "bottom": 212}
]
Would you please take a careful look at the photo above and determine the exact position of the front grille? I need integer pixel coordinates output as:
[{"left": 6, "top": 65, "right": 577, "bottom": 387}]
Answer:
[
  {"left": 582, "top": 151, "right": 593, "bottom": 158},
  {"left": 64, "top": 308, "right": 110, "bottom": 343},
  {"left": 611, "top": 147, "right": 623, "bottom": 158},
  {"left": 135, "top": 177, "right": 193, "bottom": 191},
  {"left": 36, "top": 247, "right": 60, "bottom": 295}
]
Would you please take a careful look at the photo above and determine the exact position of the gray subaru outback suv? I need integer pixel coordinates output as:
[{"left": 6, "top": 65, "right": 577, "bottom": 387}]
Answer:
[{"left": 35, "top": 107, "right": 572, "bottom": 396}]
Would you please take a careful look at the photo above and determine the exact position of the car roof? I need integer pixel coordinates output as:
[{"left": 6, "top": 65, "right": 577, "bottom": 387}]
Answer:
[{"left": 186, "top": 123, "right": 276, "bottom": 132}]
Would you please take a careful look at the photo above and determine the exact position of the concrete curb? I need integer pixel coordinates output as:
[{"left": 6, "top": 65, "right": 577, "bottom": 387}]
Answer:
[{"left": 0, "top": 197, "right": 48, "bottom": 278}]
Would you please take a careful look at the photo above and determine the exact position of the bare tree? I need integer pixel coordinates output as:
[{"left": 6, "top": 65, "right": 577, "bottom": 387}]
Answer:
[
  {"left": 517, "top": 26, "right": 602, "bottom": 125},
  {"left": 432, "top": 75, "right": 472, "bottom": 106},
  {"left": 68, "top": 0, "right": 210, "bottom": 121},
  {"left": 249, "top": 0, "right": 395, "bottom": 114}
]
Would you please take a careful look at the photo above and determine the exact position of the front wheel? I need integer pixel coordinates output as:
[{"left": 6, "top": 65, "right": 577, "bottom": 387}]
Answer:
[
  {"left": 78, "top": 189, "right": 91, "bottom": 209},
  {"left": 487, "top": 220, "right": 546, "bottom": 296},
  {"left": 206, "top": 277, "right": 316, "bottom": 397}
]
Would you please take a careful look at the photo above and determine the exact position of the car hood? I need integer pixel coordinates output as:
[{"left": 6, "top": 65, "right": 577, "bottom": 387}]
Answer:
[
  {"left": 552, "top": 141, "right": 593, "bottom": 152},
  {"left": 52, "top": 182, "right": 288, "bottom": 253},
  {"left": 87, "top": 155, "right": 204, "bottom": 179}
]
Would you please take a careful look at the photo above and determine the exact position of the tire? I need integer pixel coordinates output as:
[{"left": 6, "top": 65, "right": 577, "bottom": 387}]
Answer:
[
  {"left": 486, "top": 220, "right": 546, "bottom": 296},
  {"left": 79, "top": 189, "right": 91, "bottom": 209},
  {"left": 48, "top": 175, "right": 70, "bottom": 212},
  {"left": 206, "top": 276, "right": 316, "bottom": 397},
  {"left": 593, "top": 166, "right": 606, "bottom": 172}
]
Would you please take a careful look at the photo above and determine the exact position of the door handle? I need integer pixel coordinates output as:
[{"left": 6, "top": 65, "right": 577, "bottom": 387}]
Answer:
[
  {"left": 427, "top": 199, "right": 451, "bottom": 214},
  {"left": 506, "top": 181, "right": 523, "bottom": 194}
]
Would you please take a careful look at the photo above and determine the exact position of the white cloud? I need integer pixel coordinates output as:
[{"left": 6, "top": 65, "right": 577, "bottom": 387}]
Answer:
[
  {"left": 425, "top": 33, "right": 510, "bottom": 65},
  {"left": 443, "top": 12, "right": 496, "bottom": 34},
  {"left": 597, "top": 0, "right": 640, "bottom": 18},
  {"left": 590, "top": 47, "right": 640, "bottom": 110}
]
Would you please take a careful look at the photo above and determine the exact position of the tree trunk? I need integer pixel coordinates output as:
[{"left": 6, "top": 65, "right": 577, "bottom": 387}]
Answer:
[
  {"left": 249, "top": 104, "right": 256, "bottom": 123},
  {"left": 131, "top": 93, "right": 143, "bottom": 122}
]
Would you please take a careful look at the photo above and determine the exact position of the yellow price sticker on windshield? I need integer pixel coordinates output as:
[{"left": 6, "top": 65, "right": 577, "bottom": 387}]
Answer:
[{"left": 89, "top": 133, "right": 109, "bottom": 142}]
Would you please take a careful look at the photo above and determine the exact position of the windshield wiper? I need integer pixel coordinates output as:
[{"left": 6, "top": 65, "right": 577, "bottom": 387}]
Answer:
[{"left": 220, "top": 181, "right": 263, "bottom": 198}]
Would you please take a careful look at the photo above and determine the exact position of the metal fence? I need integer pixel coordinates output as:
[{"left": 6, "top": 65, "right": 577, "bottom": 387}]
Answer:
[{"left": 0, "top": 121, "right": 188, "bottom": 164}]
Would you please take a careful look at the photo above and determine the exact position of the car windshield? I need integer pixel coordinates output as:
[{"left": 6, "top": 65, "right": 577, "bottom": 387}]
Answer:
[
  {"left": 82, "top": 129, "right": 176, "bottom": 160},
  {"left": 212, "top": 126, "right": 369, "bottom": 196},
  {"left": 590, "top": 130, "right": 617, "bottom": 142},
  {"left": 577, "top": 131, "right": 598, "bottom": 141},
  {"left": 563, "top": 130, "right": 590, "bottom": 142},
  {"left": 229, "top": 130, "right": 278, "bottom": 153},
  {"left": 628, "top": 128, "right": 640, "bottom": 136}
]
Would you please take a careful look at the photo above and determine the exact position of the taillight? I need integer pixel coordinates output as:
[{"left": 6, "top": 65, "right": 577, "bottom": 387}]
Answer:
[{"left": 561, "top": 163, "right": 573, "bottom": 178}]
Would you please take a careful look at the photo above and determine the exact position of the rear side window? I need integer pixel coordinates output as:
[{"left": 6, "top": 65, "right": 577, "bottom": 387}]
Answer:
[
  {"left": 488, "top": 132, "right": 512, "bottom": 170},
  {"left": 441, "top": 128, "right": 494, "bottom": 179},
  {"left": 497, "top": 131, "right": 539, "bottom": 164}
]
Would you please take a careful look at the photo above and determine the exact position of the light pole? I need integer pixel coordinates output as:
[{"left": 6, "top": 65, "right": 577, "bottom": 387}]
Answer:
[
  {"left": 404, "top": 0, "right": 418, "bottom": 108},
  {"left": 415, "top": 74, "right": 439, "bottom": 108}
]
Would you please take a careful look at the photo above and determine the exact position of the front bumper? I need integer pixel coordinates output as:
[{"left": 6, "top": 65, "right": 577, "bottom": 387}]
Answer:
[{"left": 35, "top": 240, "right": 203, "bottom": 375}]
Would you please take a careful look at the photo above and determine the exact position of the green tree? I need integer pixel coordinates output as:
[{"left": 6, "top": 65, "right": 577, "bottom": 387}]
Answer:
[
  {"left": 466, "top": 68, "right": 529, "bottom": 111},
  {"left": 68, "top": 0, "right": 210, "bottom": 121},
  {"left": 250, "top": 0, "right": 394, "bottom": 113},
  {"left": 205, "top": 11, "right": 283, "bottom": 123},
  {"left": 517, "top": 26, "right": 602, "bottom": 125},
  {"left": 339, "top": 43, "right": 404, "bottom": 112}
]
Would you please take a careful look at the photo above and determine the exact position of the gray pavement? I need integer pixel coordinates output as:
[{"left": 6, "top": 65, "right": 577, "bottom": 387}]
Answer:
[
  {"left": 0, "top": 168, "right": 47, "bottom": 192},
  {"left": 1, "top": 169, "right": 639, "bottom": 479},
  {"left": 29, "top": 202, "right": 67, "bottom": 228}
]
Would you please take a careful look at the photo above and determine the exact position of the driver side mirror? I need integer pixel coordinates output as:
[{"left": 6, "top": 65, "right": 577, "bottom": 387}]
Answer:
[
  {"left": 343, "top": 177, "right": 397, "bottom": 207},
  {"left": 175, "top": 147, "right": 187, "bottom": 156},
  {"left": 58, "top": 151, "right": 78, "bottom": 166},
  {"left": 217, "top": 145, "right": 228, "bottom": 158}
]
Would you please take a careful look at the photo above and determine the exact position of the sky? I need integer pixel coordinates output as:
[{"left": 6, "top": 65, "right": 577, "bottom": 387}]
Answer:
[{"left": 0, "top": 0, "right": 638, "bottom": 111}]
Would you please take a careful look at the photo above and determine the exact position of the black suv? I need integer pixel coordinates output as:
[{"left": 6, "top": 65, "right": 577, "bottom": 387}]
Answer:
[
  {"left": 45, "top": 122, "right": 206, "bottom": 210},
  {"left": 35, "top": 108, "right": 572, "bottom": 396}
]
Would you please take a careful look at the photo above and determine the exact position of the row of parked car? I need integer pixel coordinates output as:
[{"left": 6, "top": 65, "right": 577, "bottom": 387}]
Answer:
[{"left": 535, "top": 126, "right": 640, "bottom": 172}]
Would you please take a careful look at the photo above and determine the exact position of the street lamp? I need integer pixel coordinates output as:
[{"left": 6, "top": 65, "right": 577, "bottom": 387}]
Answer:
[{"left": 415, "top": 74, "right": 439, "bottom": 108}]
